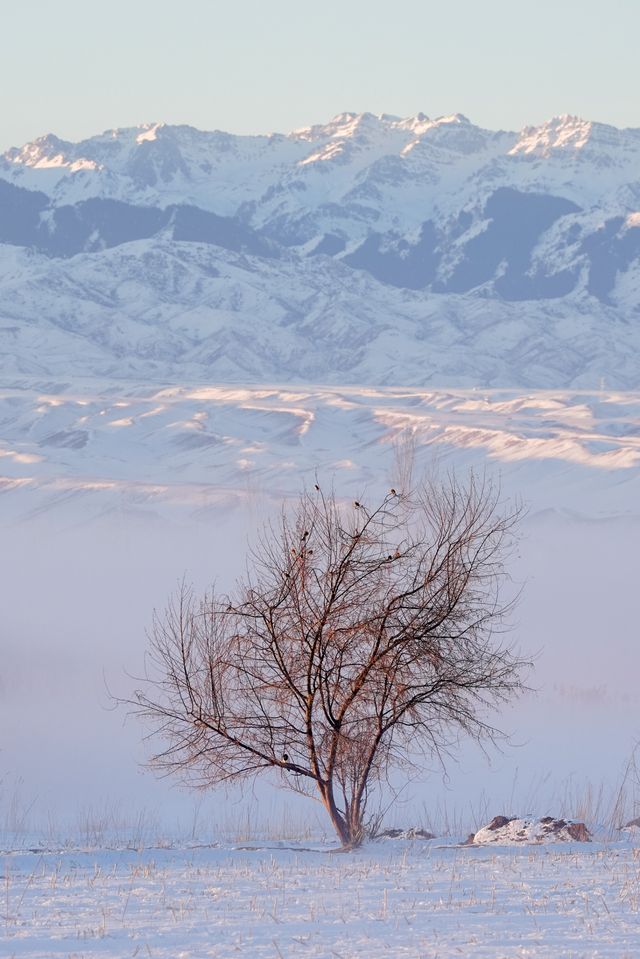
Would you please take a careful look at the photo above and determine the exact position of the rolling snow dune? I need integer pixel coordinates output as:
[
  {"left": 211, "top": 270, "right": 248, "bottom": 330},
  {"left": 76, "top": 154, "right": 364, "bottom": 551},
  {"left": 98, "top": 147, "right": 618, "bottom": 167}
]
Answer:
[{"left": 1, "top": 383, "right": 639, "bottom": 515}]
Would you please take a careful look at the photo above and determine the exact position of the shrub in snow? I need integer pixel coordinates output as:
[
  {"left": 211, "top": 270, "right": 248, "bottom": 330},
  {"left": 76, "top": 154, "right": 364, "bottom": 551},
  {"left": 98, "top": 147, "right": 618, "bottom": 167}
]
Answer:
[{"left": 132, "top": 478, "right": 526, "bottom": 849}]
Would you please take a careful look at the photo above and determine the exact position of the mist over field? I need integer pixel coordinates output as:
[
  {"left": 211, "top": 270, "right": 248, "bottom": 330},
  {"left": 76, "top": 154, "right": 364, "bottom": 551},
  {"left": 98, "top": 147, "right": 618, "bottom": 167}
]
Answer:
[{"left": 2, "top": 384, "right": 638, "bottom": 838}]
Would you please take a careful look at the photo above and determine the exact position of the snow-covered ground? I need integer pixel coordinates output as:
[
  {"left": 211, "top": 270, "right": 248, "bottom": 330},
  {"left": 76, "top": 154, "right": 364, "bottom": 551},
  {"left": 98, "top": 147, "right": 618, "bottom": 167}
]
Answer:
[{"left": 3, "top": 839, "right": 640, "bottom": 958}]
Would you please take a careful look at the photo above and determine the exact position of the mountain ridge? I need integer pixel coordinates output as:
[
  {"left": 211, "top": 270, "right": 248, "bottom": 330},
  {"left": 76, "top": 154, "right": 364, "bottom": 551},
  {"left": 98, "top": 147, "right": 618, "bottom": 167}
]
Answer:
[{"left": 1, "top": 112, "right": 639, "bottom": 389}]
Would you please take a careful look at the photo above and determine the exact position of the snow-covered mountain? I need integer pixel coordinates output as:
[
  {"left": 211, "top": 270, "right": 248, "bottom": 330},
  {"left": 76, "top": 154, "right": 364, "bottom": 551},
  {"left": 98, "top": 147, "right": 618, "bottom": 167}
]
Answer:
[{"left": 1, "top": 112, "right": 640, "bottom": 387}]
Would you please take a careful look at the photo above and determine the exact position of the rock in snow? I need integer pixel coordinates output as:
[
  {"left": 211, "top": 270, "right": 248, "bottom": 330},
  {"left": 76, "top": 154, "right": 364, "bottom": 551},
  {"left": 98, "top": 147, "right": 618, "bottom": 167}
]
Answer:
[
  {"left": 377, "top": 828, "right": 436, "bottom": 840},
  {"left": 467, "top": 815, "right": 592, "bottom": 845}
]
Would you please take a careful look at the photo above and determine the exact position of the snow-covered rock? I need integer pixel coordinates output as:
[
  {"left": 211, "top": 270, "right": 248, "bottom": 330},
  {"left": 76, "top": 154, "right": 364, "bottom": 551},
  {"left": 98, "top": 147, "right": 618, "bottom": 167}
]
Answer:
[
  {"left": 468, "top": 815, "right": 592, "bottom": 845},
  {"left": 377, "top": 828, "right": 435, "bottom": 840}
]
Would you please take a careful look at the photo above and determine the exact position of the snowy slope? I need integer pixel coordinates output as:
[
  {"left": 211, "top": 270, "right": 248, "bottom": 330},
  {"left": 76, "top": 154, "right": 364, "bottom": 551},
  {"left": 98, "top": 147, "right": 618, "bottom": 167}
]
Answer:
[
  {"left": 2, "top": 381, "right": 639, "bottom": 522},
  {"left": 0, "top": 239, "right": 637, "bottom": 389}
]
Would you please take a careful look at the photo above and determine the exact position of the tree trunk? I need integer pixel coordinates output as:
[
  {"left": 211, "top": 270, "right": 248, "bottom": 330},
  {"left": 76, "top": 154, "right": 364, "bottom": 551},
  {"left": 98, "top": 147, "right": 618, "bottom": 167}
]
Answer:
[
  {"left": 319, "top": 782, "right": 352, "bottom": 847},
  {"left": 347, "top": 801, "right": 364, "bottom": 847}
]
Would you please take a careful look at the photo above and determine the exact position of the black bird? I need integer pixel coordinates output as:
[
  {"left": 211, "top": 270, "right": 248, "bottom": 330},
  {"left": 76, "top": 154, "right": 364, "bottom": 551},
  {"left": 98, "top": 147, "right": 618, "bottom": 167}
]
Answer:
[
  {"left": 283, "top": 753, "right": 289, "bottom": 762},
  {"left": 355, "top": 501, "right": 360, "bottom": 507},
  {"left": 390, "top": 488, "right": 397, "bottom": 495},
  {"left": 314, "top": 484, "right": 320, "bottom": 491}
]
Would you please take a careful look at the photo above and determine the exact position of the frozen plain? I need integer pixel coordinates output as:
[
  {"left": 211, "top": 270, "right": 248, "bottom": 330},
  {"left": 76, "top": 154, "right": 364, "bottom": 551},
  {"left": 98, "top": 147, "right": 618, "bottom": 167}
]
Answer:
[
  {"left": 3, "top": 839, "right": 640, "bottom": 958},
  {"left": 2, "top": 380, "right": 640, "bottom": 958}
]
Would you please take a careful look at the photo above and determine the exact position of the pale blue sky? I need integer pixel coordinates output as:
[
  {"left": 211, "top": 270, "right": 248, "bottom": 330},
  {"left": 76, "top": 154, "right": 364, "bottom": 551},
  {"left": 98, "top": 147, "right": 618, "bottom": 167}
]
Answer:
[{"left": 1, "top": 0, "right": 638, "bottom": 150}]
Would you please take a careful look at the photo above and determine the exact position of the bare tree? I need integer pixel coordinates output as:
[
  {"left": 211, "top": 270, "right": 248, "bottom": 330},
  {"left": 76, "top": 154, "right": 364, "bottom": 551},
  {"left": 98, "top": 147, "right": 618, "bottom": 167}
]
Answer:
[{"left": 133, "top": 475, "right": 527, "bottom": 848}]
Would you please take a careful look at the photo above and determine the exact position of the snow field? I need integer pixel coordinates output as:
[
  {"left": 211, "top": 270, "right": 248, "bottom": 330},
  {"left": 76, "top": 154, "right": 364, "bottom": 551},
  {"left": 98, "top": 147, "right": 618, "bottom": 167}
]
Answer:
[{"left": 3, "top": 841, "right": 640, "bottom": 958}]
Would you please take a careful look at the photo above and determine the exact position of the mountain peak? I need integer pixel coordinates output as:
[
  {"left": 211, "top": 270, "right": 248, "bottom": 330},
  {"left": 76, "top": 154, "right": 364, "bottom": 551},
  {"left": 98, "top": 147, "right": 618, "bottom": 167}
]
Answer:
[
  {"left": 4, "top": 132, "right": 73, "bottom": 167},
  {"left": 292, "top": 111, "right": 390, "bottom": 142},
  {"left": 509, "top": 114, "right": 632, "bottom": 158},
  {"left": 436, "top": 112, "right": 471, "bottom": 125},
  {"left": 135, "top": 122, "right": 167, "bottom": 144}
]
